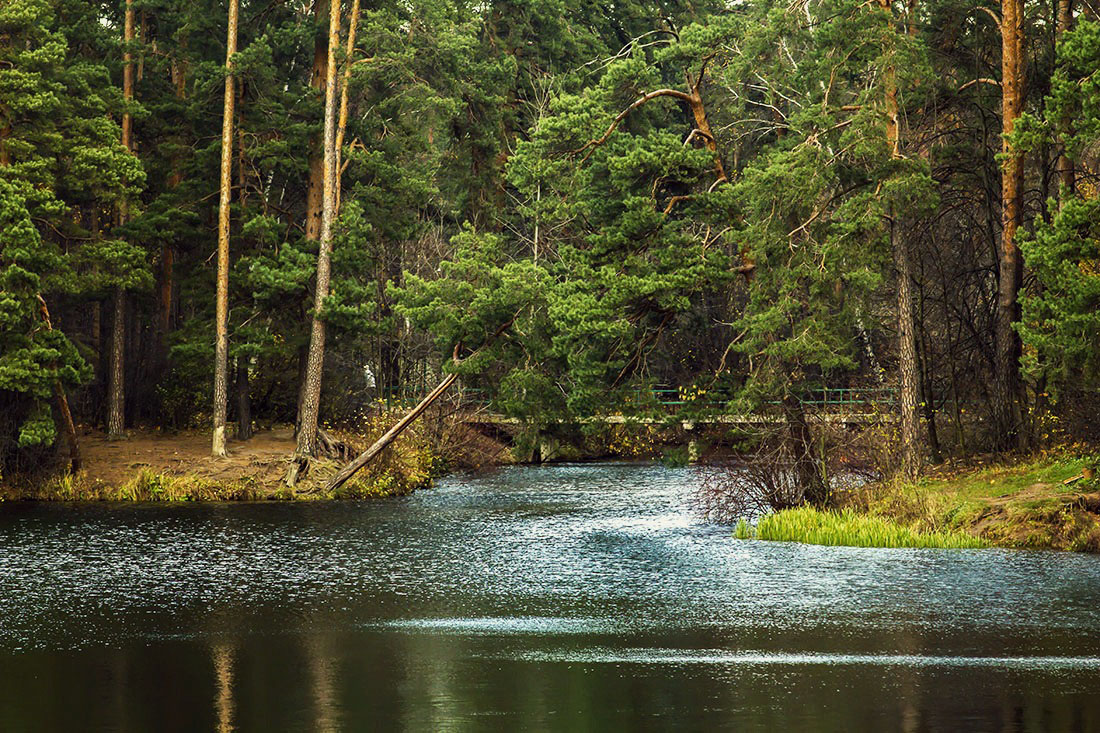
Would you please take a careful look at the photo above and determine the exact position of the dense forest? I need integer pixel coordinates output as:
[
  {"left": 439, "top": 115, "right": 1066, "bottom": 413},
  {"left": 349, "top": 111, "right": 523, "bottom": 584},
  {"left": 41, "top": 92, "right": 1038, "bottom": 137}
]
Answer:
[{"left": 2, "top": 0, "right": 1099, "bottom": 496}]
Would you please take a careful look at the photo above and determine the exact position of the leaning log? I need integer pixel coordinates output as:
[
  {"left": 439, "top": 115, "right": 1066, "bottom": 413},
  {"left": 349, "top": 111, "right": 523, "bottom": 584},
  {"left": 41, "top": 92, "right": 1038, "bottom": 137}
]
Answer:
[
  {"left": 324, "top": 371, "right": 458, "bottom": 493},
  {"left": 322, "top": 316, "right": 517, "bottom": 493}
]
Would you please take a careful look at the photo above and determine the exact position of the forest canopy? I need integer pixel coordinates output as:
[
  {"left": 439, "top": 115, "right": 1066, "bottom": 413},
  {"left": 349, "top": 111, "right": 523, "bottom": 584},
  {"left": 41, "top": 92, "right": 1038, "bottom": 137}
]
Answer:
[{"left": 2, "top": 0, "right": 1099, "bottom": 495}]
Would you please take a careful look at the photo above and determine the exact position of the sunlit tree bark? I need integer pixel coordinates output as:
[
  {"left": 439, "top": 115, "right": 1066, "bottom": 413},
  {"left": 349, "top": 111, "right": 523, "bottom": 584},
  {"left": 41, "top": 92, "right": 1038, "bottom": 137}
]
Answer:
[{"left": 212, "top": 0, "right": 239, "bottom": 457}]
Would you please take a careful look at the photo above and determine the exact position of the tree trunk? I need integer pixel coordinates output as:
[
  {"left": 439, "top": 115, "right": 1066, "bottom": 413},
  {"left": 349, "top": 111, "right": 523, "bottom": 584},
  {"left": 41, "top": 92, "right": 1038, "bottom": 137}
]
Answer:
[
  {"left": 295, "top": 15, "right": 330, "bottom": 436},
  {"left": 895, "top": 226, "right": 921, "bottom": 479},
  {"left": 1056, "top": 0, "right": 1075, "bottom": 203},
  {"left": 994, "top": 0, "right": 1026, "bottom": 449},
  {"left": 37, "top": 296, "right": 81, "bottom": 472},
  {"left": 334, "top": 0, "right": 361, "bottom": 210},
  {"left": 684, "top": 74, "right": 727, "bottom": 183},
  {"left": 236, "top": 357, "right": 252, "bottom": 441},
  {"left": 293, "top": 0, "right": 341, "bottom": 462},
  {"left": 325, "top": 371, "right": 458, "bottom": 494},
  {"left": 305, "top": 21, "right": 327, "bottom": 243},
  {"left": 321, "top": 318, "right": 514, "bottom": 491},
  {"left": 880, "top": 0, "right": 921, "bottom": 478},
  {"left": 212, "top": 0, "right": 239, "bottom": 458},
  {"left": 0, "top": 122, "right": 10, "bottom": 167},
  {"left": 107, "top": 289, "right": 126, "bottom": 438},
  {"left": 108, "top": 0, "right": 136, "bottom": 440},
  {"left": 918, "top": 334, "right": 943, "bottom": 462},
  {"left": 784, "top": 396, "right": 828, "bottom": 506}
]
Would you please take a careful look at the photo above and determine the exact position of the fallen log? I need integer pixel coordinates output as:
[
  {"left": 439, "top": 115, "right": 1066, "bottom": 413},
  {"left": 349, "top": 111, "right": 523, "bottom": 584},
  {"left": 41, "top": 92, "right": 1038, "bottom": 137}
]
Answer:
[
  {"left": 324, "top": 316, "right": 517, "bottom": 494},
  {"left": 324, "top": 370, "right": 458, "bottom": 494}
]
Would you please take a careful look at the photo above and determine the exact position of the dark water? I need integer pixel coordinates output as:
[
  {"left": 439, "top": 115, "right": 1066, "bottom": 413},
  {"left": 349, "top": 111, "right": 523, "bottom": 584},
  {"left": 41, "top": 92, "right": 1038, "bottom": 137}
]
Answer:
[{"left": 2, "top": 463, "right": 1100, "bottom": 731}]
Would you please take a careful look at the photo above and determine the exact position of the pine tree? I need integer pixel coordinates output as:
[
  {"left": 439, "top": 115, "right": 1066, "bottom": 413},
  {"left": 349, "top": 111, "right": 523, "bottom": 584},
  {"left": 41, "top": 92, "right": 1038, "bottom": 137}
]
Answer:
[
  {"left": 1, "top": 0, "right": 143, "bottom": 471},
  {"left": 212, "top": 0, "right": 239, "bottom": 457},
  {"left": 107, "top": 0, "right": 137, "bottom": 440},
  {"left": 291, "top": 0, "right": 343, "bottom": 476},
  {"left": 993, "top": 0, "right": 1027, "bottom": 448},
  {"left": 1017, "top": 21, "right": 1100, "bottom": 398}
]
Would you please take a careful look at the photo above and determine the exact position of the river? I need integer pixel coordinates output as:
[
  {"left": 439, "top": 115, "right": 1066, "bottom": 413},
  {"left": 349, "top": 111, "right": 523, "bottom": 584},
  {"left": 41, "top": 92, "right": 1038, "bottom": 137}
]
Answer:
[{"left": 2, "top": 462, "right": 1100, "bottom": 731}]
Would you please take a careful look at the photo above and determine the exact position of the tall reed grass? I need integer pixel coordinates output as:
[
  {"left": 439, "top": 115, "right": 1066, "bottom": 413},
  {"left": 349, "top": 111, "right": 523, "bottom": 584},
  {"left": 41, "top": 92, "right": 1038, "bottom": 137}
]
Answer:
[{"left": 737, "top": 507, "right": 988, "bottom": 549}]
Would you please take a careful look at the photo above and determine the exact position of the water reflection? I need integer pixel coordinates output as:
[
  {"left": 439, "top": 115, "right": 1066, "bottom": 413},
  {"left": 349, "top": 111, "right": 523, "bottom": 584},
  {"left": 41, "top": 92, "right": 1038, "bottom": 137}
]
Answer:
[
  {"left": 304, "top": 635, "right": 339, "bottom": 733},
  {"left": 211, "top": 642, "right": 235, "bottom": 733},
  {"left": 1, "top": 463, "right": 1099, "bottom": 730}
]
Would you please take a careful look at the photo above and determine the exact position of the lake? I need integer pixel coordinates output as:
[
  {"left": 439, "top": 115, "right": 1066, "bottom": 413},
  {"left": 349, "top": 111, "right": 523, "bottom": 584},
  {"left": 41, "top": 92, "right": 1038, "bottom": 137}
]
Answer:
[{"left": 2, "top": 462, "right": 1099, "bottom": 731}]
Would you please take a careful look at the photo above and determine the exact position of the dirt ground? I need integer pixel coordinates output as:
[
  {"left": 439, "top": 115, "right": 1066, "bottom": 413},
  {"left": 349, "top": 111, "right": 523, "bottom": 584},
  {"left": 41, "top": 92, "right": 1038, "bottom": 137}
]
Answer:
[{"left": 76, "top": 426, "right": 301, "bottom": 488}]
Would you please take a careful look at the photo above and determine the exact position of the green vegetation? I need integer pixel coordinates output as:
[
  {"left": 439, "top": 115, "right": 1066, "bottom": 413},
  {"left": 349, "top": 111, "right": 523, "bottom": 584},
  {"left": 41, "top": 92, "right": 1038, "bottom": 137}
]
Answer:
[
  {"left": 735, "top": 451, "right": 1100, "bottom": 551},
  {"left": 739, "top": 507, "right": 988, "bottom": 549}
]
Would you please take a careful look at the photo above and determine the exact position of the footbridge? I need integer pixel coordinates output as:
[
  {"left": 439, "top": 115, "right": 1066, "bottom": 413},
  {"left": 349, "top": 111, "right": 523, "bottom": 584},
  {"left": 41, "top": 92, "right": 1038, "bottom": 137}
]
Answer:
[{"left": 378, "top": 385, "right": 899, "bottom": 427}]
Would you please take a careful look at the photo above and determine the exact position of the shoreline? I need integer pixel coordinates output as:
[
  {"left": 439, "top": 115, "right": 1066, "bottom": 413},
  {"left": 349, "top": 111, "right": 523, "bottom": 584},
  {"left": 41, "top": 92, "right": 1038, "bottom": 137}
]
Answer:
[
  {"left": 0, "top": 425, "right": 444, "bottom": 502},
  {"left": 8, "top": 432, "right": 1098, "bottom": 555}
]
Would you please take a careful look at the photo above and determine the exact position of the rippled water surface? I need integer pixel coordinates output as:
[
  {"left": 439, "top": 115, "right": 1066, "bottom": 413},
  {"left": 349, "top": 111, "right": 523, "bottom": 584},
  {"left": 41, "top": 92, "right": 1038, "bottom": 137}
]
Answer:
[{"left": 2, "top": 462, "right": 1100, "bottom": 731}]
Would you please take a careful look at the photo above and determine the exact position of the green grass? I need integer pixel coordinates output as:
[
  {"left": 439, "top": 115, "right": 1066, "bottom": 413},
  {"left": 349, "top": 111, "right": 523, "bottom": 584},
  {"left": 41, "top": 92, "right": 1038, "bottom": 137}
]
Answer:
[{"left": 738, "top": 507, "right": 989, "bottom": 549}]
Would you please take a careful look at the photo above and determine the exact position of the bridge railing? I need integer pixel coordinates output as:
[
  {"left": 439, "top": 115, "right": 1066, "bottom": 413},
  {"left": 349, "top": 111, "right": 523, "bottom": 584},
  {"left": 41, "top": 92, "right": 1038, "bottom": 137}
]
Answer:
[
  {"left": 373, "top": 384, "right": 897, "bottom": 412},
  {"left": 648, "top": 385, "right": 896, "bottom": 409}
]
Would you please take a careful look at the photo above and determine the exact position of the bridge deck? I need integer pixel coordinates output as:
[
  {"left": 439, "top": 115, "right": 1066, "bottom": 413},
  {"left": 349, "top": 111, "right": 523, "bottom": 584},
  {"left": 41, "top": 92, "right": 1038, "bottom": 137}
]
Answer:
[{"left": 463, "top": 412, "right": 895, "bottom": 426}]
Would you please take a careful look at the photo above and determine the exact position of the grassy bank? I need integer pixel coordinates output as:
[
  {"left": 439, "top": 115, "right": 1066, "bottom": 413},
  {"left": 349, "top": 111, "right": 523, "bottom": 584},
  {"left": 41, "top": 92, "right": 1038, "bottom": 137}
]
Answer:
[{"left": 737, "top": 450, "right": 1100, "bottom": 551}]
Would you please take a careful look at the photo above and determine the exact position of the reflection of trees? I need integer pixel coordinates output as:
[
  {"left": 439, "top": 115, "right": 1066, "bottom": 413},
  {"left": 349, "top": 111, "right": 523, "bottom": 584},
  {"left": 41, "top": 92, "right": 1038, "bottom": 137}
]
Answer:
[
  {"left": 896, "top": 630, "right": 923, "bottom": 733},
  {"left": 304, "top": 634, "right": 338, "bottom": 733},
  {"left": 211, "top": 641, "right": 235, "bottom": 733}
]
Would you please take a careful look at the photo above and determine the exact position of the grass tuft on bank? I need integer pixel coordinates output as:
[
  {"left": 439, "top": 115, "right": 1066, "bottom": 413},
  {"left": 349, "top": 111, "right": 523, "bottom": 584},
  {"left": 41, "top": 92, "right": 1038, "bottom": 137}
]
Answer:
[{"left": 735, "top": 507, "right": 988, "bottom": 549}]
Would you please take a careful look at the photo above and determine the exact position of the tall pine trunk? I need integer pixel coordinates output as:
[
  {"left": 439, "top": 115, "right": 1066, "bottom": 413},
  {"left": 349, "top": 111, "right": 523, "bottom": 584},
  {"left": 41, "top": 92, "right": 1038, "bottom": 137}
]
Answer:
[
  {"left": 880, "top": 0, "right": 921, "bottom": 479},
  {"left": 212, "top": 0, "right": 239, "bottom": 457},
  {"left": 895, "top": 225, "right": 921, "bottom": 478},
  {"left": 293, "top": 0, "right": 341, "bottom": 464},
  {"left": 1056, "top": 0, "right": 1075, "bottom": 203},
  {"left": 994, "top": 0, "right": 1025, "bottom": 449},
  {"left": 296, "top": 22, "right": 329, "bottom": 437},
  {"left": 334, "top": 0, "right": 360, "bottom": 210},
  {"left": 108, "top": 0, "right": 136, "bottom": 440}
]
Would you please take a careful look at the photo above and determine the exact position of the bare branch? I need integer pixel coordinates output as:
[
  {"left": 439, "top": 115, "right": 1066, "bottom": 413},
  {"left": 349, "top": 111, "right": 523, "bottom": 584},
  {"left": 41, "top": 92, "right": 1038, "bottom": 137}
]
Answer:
[
  {"left": 574, "top": 89, "right": 694, "bottom": 159},
  {"left": 957, "top": 77, "right": 1000, "bottom": 92}
]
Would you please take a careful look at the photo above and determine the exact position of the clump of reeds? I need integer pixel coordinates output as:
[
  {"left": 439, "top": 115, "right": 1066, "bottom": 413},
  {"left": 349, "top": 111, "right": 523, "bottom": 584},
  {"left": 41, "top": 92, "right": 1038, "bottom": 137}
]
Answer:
[{"left": 736, "top": 506, "right": 988, "bottom": 549}]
